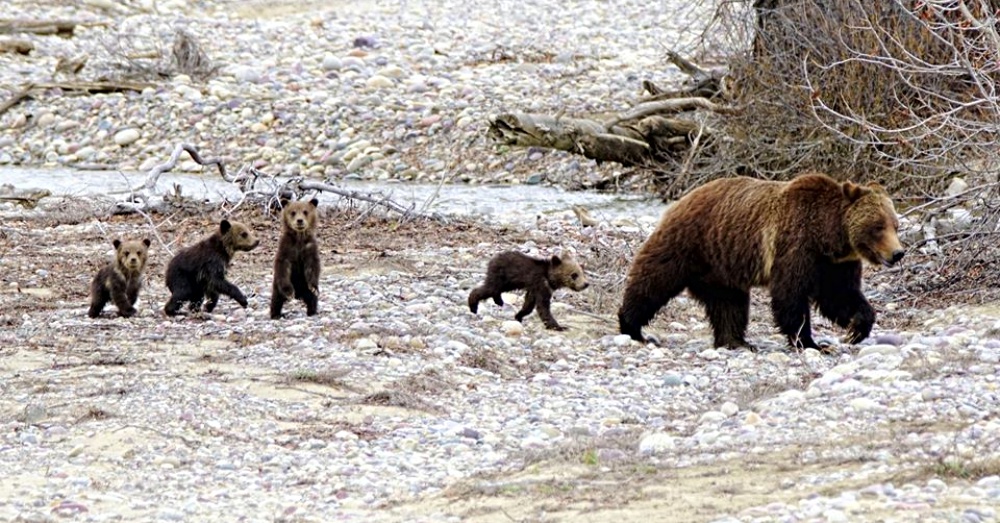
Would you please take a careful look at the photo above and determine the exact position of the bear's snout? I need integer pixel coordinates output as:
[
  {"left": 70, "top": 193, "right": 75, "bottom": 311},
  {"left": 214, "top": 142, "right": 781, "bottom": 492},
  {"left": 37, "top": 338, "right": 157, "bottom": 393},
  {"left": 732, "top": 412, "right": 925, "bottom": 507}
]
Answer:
[{"left": 889, "top": 249, "right": 905, "bottom": 265}]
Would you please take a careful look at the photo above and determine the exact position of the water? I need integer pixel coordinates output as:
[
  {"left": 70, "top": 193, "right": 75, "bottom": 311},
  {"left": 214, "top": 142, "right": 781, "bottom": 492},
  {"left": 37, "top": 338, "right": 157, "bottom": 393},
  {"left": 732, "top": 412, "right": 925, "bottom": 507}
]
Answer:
[{"left": 0, "top": 166, "right": 667, "bottom": 226}]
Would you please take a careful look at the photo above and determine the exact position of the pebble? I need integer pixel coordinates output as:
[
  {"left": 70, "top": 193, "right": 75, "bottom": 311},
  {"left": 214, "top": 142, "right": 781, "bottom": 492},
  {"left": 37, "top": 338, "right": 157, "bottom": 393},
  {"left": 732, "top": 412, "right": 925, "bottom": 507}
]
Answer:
[{"left": 113, "top": 128, "right": 141, "bottom": 146}]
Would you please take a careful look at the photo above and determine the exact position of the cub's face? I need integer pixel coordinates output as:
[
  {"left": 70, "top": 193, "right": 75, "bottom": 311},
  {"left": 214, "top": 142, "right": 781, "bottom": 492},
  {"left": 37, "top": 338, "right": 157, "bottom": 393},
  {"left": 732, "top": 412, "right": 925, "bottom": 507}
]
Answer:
[
  {"left": 550, "top": 254, "right": 590, "bottom": 291},
  {"left": 844, "top": 182, "right": 905, "bottom": 267},
  {"left": 220, "top": 219, "right": 260, "bottom": 252},
  {"left": 114, "top": 238, "right": 151, "bottom": 272},
  {"left": 282, "top": 198, "right": 319, "bottom": 233}
]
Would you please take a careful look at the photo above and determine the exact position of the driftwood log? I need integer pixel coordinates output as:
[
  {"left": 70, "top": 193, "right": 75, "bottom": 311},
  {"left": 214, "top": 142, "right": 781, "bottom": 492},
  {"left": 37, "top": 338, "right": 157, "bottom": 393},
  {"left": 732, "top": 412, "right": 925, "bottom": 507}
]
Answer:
[
  {"left": 0, "top": 19, "right": 108, "bottom": 37},
  {"left": 0, "top": 38, "right": 32, "bottom": 54},
  {"left": 487, "top": 52, "right": 738, "bottom": 187},
  {"left": 0, "top": 80, "right": 154, "bottom": 117}
]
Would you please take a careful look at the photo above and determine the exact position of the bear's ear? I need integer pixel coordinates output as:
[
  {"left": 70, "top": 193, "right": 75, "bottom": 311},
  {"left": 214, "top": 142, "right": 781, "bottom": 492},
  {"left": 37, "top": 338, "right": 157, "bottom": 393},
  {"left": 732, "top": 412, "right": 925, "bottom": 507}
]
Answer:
[
  {"left": 550, "top": 254, "right": 562, "bottom": 266},
  {"left": 842, "top": 181, "right": 871, "bottom": 203},
  {"left": 112, "top": 239, "right": 122, "bottom": 249},
  {"left": 309, "top": 198, "right": 319, "bottom": 208},
  {"left": 278, "top": 197, "right": 290, "bottom": 209},
  {"left": 142, "top": 238, "right": 152, "bottom": 248},
  {"left": 220, "top": 219, "right": 232, "bottom": 234}
]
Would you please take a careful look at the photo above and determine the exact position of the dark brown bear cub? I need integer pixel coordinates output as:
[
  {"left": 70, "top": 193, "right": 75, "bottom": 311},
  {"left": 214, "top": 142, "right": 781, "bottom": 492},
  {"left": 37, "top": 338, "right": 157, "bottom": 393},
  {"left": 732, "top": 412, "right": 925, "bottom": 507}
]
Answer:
[
  {"left": 468, "top": 251, "right": 589, "bottom": 331},
  {"left": 88, "top": 238, "right": 150, "bottom": 318},
  {"left": 618, "top": 172, "right": 905, "bottom": 349},
  {"left": 164, "top": 219, "right": 260, "bottom": 316},
  {"left": 270, "top": 198, "right": 321, "bottom": 319}
]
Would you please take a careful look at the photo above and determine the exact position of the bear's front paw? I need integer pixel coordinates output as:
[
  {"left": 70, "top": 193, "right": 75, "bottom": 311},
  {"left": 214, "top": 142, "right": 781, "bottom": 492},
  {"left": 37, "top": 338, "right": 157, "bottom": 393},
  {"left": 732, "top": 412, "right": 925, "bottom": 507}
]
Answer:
[{"left": 546, "top": 324, "right": 567, "bottom": 331}]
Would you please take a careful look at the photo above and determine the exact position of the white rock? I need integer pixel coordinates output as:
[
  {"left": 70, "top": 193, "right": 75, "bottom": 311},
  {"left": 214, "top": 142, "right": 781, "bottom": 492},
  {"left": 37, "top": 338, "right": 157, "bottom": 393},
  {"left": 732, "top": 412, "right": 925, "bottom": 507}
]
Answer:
[
  {"left": 945, "top": 177, "right": 968, "bottom": 197},
  {"left": 719, "top": 401, "right": 739, "bottom": 417},
  {"left": 365, "top": 75, "right": 394, "bottom": 89},
  {"left": 698, "top": 348, "right": 721, "bottom": 360},
  {"left": 849, "top": 397, "right": 883, "bottom": 412},
  {"left": 638, "top": 432, "right": 675, "bottom": 455},
  {"left": 612, "top": 334, "right": 633, "bottom": 346},
  {"left": 321, "top": 54, "right": 342, "bottom": 71},
  {"left": 113, "top": 128, "right": 141, "bottom": 146},
  {"left": 502, "top": 320, "right": 523, "bottom": 336},
  {"left": 354, "top": 338, "right": 377, "bottom": 350}
]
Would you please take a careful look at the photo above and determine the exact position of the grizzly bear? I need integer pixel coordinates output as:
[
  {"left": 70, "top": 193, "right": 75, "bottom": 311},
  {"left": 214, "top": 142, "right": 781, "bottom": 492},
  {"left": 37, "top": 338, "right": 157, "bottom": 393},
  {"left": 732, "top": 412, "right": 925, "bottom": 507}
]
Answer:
[
  {"left": 88, "top": 238, "right": 151, "bottom": 318},
  {"left": 270, "top": 198, "right": 321, "bottom": 319},
  {"left": 618, "top": 172, "right": 905, "bottom": 349},
  {"left": 164, "top": 219, "right": 260, "bottom": 316},
  {"left": 468, "top": 251, "right": 590, "bottom": 331}
]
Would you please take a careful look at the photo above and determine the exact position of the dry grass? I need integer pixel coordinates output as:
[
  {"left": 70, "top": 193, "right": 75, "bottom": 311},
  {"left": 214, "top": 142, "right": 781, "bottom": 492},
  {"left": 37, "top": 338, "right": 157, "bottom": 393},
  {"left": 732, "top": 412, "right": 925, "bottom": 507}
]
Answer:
[{"left": 284, "top": 368, "right": 353, "bottom": 389}]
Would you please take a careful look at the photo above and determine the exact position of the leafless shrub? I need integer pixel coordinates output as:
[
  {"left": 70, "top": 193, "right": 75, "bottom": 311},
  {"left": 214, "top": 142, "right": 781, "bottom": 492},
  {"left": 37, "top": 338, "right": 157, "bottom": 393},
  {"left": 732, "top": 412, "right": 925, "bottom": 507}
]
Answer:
[
  {"left": 398, "top": 367, "right": 454, "bottom": 395},
  {"left": 458, "top": 347, "right": 509, "bottom": 376},
  {"left": 284, "top": 368, "right": 355, "bottom": 390},
  {"left": 100, "top": 25, "right": 218, "bottom": 80},
  {"left": 512, "top": 428, "right": 646, "bottom": 470},
  {"left": 359, "top": 389, "right": 440, "bottom": 413}
]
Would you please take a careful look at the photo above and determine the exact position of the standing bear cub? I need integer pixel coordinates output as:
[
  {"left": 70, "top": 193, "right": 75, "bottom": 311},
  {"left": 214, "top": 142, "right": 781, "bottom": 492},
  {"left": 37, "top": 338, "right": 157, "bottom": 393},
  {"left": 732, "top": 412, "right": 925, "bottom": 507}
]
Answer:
[
  {"left": 270, "top": 198, "right": 321, "bottom": 319},
  {"left": 164, "top": 219, "right": 260, "bottom": 316},
  {"left": 468, "top": 251, "right": 589, "bottom": 331},
  {"left": 618, "top": 172, "right": 905, "bottom": 349},
  {"left": 88, "top": 238, "right": 151, "bottom": 318}
]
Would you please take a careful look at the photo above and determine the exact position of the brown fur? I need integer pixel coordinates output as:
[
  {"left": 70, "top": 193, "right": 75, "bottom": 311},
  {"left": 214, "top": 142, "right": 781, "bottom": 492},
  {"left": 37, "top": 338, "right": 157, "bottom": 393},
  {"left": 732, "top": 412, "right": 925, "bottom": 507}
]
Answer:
[
  {"left": 271, "top": 198, "right": 321, "bottom": 319},
  {"left": 618, "top": 172, "right": 904, "bottom": 349},
  {"left": 164, "top": 219, "right": 260, "bottom": 316},
  {"left": 88, "top": 238, "right": 150, "bottom": 318},
  {"left": 468, "top": 251, "right": 590, "bottom": 331}
]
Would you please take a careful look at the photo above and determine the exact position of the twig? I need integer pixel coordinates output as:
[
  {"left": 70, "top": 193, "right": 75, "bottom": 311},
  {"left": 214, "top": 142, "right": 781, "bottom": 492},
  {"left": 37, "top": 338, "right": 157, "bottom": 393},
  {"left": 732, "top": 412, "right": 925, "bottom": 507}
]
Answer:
[
  {"left": 114, "top": 423, "right": 200, "bottom": 448},
  {"left": 125, "top": 143, "right": 230, "bottom": 194},
  {"left": 0, "top": 83, "right": 34, "bottom": 117}
]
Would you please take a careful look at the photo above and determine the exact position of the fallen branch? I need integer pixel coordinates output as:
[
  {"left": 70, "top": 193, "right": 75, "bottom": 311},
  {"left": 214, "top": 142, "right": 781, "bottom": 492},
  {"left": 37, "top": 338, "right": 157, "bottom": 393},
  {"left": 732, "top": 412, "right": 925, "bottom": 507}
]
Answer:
[
  {"left": 127, "top": 143, "right": 230, "bottom": 194},
  {"left": 0, "top": 84, "right": 34, "bottom": 117},
  {"left": 289, "top": 178, "right": 449, "bottom": 223},
  {"left": 0, "top": 19, "right": 108, "bottom": 37},
  {"left": 0, "top": 38, "right": 32, "bottom": 54}
]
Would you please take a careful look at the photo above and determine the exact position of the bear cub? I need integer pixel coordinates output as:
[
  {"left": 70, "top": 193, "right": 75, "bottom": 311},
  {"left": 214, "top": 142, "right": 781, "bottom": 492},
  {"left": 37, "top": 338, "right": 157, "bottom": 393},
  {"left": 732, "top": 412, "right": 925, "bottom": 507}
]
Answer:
[
  {"left": 164, "top": 219, "right": 259, "bottom": 316},
  {"left": 271, "top": 198, "right": 321, "bottom": 319},
  {"left": 468, "top": 251, "right": 589, "bottom": 331},
  {"left": 88, "top": 238, "right": 151, "bottom": 318}
]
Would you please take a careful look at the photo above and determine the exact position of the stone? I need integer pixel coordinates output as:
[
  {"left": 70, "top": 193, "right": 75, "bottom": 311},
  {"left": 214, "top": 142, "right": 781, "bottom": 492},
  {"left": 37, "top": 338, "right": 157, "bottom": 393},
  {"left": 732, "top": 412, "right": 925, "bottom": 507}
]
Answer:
[
  {"left": 113, "top": 128, "right": 141, "bottom": 146},
  {"left": 638, "top": 432, "right": 675, "bottom": 455}
]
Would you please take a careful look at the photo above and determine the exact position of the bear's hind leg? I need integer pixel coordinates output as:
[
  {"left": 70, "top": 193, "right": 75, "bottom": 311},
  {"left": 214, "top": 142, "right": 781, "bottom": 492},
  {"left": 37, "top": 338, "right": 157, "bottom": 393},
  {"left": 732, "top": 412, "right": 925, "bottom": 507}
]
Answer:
[{"left": 689, "top": 283, "right": 750, "bottom": 348}]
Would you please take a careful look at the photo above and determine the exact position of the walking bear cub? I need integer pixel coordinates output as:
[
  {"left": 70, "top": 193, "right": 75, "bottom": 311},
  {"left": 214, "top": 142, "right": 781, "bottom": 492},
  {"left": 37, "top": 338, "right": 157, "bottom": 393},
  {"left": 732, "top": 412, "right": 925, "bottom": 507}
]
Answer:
[
  {"left": 270, "top": 198, "right": 321, "bottom": 319},
  {"left": 88, "top": 238, "right": 150, "bottom": 318},
  {"left": 468, "top": 251, "right": 589, "bottom": 331},
  {"left": 164, "top": 219, "right": 259, "bottom": 316},
  {"left": 618, "top": 172, "right": 905, "bottom": 349}
]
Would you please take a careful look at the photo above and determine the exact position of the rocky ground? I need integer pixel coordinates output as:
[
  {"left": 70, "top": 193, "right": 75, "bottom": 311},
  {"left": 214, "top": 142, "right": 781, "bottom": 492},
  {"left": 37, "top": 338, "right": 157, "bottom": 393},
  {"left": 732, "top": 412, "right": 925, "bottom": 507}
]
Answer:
[
  {"left": 3, "top": 0, "right": 1000, "bottom": 522},
  {"left": 2, "top": 205, "right": 1000, "bottom": 523}
]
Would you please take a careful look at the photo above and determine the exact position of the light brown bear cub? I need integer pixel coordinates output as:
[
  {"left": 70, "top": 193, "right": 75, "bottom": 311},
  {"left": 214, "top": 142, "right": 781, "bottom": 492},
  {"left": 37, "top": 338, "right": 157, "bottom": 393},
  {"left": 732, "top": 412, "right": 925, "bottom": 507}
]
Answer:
[
  {"left": 164, "top": 219, "right": 259, "bottom": 316},
  {"left": 88, "top": 238, "right": 151, "bottom": 318},
  {"left": 468, "top": 251, "right": 589, "bottom": 331},
  {"left": 270, "top": 198, "right": 321, "bottom": 319}
]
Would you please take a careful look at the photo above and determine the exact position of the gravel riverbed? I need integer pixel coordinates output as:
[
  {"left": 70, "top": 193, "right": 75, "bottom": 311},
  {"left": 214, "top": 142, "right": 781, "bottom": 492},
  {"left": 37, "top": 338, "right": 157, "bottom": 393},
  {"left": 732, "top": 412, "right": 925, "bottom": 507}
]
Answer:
[{"left": 2, "top": 0, "right": 1000, "bottom": 522}]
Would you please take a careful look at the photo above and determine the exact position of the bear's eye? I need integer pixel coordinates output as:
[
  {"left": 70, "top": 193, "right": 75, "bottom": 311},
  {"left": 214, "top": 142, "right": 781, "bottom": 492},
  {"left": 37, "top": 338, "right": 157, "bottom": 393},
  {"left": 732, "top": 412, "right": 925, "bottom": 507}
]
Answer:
[
  {"left": 241, "top": 232, "right": 249, "bottom": 238},
  {"left": 571, "top": 273, "right": 579, "bottom": 280}
]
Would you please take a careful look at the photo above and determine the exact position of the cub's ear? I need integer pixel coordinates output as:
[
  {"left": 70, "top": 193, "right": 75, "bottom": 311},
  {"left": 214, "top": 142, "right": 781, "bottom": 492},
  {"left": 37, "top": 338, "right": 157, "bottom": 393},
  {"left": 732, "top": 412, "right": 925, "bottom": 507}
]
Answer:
[
  {"left": 842, "top": 181, "right": 871, "bottom": 203},
  {"left": 112, "top": 239, "right": 122, "bottom": 249},
  {"left": 278, "top": 197, "right": 291, "bottom": 209},
  {"left": 142, "top": 238, "right": 152, "bottom": 248},
  {"left": 309, "top": 198, "right": 319, "bottom": 208},
  {"left": 220, "top": 219, "right": 232, "bottom": 234},
  {"left": 550, "top": 254, "right": 562, "bottom": 266}
]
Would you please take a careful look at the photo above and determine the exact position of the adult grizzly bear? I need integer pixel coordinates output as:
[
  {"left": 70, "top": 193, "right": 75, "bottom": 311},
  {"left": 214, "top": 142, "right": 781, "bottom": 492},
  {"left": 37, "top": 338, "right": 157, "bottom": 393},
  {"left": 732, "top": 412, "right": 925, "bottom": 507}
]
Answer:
[
  {"left": 468, "top": 251, "right": 589, "bottom": 331},
  {"left": 618, "top": 172, "right": 905, "bottom": 349},
  {"left": 88, "top": 238, "right": 151, "bottom": 318},
  {"left": 164, "top": 219, "right": 260, "bottom": 316},
  {"left": 270, "top": 198, "right": 321, "bottom": 319}
]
